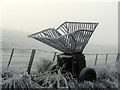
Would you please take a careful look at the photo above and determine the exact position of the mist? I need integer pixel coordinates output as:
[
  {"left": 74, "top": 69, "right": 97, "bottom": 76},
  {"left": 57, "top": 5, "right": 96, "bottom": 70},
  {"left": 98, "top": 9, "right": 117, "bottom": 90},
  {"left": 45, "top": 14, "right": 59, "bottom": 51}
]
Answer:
[{"left": 1, "top": 1, "right": 118, "bottom": 53}]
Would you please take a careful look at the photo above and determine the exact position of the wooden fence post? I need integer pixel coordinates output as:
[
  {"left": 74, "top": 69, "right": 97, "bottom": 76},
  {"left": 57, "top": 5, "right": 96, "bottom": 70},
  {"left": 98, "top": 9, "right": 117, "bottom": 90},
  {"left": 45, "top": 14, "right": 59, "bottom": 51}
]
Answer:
[
  {"left": 95, "top": 54, "right": 98, "bottom": 65},
  {"left": 53, "top": 52, "right": 57, "bottom": 61},
  {"left": 105, "top": 54, "right": 108, "bottom": 64},
  {"left": 116, "top": 53, "right": 120, "bottom": 62},
  {"left": 7, "top": 49, "right": 14, "bottom": 67},
  {"left": 27, "top": 49, "right": 36, "bottom": 74}
]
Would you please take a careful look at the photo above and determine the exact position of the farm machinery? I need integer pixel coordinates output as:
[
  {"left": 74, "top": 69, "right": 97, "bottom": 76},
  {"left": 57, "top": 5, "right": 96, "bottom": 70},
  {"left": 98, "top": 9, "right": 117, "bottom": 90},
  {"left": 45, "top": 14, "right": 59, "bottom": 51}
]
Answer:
[{"left": 28, "top": 22, "right": 98, "bottom": 81}]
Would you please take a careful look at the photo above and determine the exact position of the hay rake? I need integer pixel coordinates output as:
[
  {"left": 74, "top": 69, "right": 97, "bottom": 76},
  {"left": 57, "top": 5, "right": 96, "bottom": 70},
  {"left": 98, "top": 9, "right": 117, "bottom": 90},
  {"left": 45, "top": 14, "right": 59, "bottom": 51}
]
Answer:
[{"left": 29, "top": 22, "right": 98, "bottom": 81}]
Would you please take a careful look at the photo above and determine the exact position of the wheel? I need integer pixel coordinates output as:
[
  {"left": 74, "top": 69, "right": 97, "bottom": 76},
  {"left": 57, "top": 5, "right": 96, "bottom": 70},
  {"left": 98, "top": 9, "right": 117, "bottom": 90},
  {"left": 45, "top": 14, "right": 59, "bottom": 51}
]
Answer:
[{"left": 79, "top": 67, "right": 96, "bottom": 82}]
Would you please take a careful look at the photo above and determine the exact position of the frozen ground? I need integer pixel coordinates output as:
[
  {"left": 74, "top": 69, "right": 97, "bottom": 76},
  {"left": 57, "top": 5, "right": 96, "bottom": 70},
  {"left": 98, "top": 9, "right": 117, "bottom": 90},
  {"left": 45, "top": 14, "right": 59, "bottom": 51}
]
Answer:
[
  {"left": 1, "top": 58, "right": 120, "bottom": 89},
  {"left": 1, "top": 48, "right": 118, "bottom": 74},
  {"left": 1, "top": 30, "right": 119, "bottom": 89}
]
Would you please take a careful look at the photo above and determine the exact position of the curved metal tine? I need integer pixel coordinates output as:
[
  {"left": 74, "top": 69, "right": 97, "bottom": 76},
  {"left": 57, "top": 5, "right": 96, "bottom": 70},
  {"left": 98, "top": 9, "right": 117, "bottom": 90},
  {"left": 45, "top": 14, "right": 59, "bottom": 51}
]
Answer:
[
  {"left": 64, "top": 24, "right": 76, "bottom": 51},
  {"left": 45, "top": 29, "right": 53, "bottom": 37},
  {"left": 68, "top": 34, "right": 75, "bottom": 51},
  {"left": 76, "top": 23, "right": 80, "bottom": 31},
  {"left": 48, "top": 37, "right": 66, "bottom": 51},
  {"left": 56, "top": 22, "right": 66, "bottom": 31},
  {"left": 84, "top": 31, "right": 91, "bottom": 41},
  {"left": 86, "top": 24, "right": 89, "bottom": 30},
  {"left": 86, "top": 24, "right": 88, "bottom": 30},
  {"left": 59, "top": 35, "right": 71, "bottom": 51},
  {"left": 30, "top": 33, "right": 40, "bottom": 38},
  {"left": 81, "top": 31, "right": 93, "bottom": 51},
  {"left": 73, "top": 24, "right": 79, "bottom": 51},
  {"left": 58, "top": 27, "right": 67, "bottom": 35},
  {"left": 74, "top": 30, "right": 81, "bottom": 50},
  {"left": 65, "top": 35, "right": 73, "bottom": 49},
  {"left": 59, "top": 35, "right": 72, "bottom": 50},
  {"left": 64, "top": 23, "right": 69, "bottom": 31},
  {"left": 46, "top": 29, "right": 53, "bottom": 37},
  {"left": 61, "top": 23, "right": 68, "bottom": 33},
  {"left": 86, "top": 31, "right": 93, "bottom": 42},
  {"left": 74, "top": 31, "right": 81, "bottom": 50},
  {"left": 70, "top": 23, "right": 74, "bottom": 33},
  {"left": 72, "top": 23, "right": 76, "bottom": 32},
  {"left": 90, "top": 24, "right": 94, "bottom": 30},
  {"left": 78, "top": 24, "right": 81, "bottom": 30},
  {"left": 82, "top": 24, "right": 84, "bottom": 30},
  {"left": 81, "top": 24, "right": 83, "bottom": 30},
  {"left": 28, "top": 28, "right": 52, "bottom": 37},
  {"left": 52, "top": 38, "right": 69, "bottom": 51},
  {"left": 52, "top": 29, "right": 60, "bottom": 37},
  {"left": 78, "top": 31, "right": 86, "bottom": 50},
  {"left": 75, "top": 23, "right": 78, "bottom": 31},
  {"left": 94, "top": 23, "right": 99, "bottom": 30},
  {"left": 89, "top": 23, "right": 94, "bottom": 30},
  {"left": 67, "top": 23, "right": 70, "bottom": 33},
  {"left": 70, "top": 29, "right": 80, "bottom": 51},
  {"left": 69, "top": 23, "right": 72, "bottom": 33},
  {"left": 35, "top": 37, "right": 66, "bottom": 52},
  {"left": 81, "top": 31, "right": 86, "bottom": 45},
  {"left": 92, "top": 23, "right": 98, "bottom": 30},
  {"left": 47, "top": 28, "right": 55, "bottom": 37},
  {"left": 66, "top": 35, "right": 72, "bottom": 49},
  {"left": 87, "top": 31, "right": 92, "bottom": 40},
  {"left": 91, "top": 24, "right": 94, "bottom": 30},
  {"left": 79, "top": 30, "right": 84, "bottom": 43},
  {"left": 58, "top": 37, "right": 70, "bottom": 51},
  {"left": 73, "top": 23, "right": 77, "bottom": 32},
  {"left": 39, "top": 38, "right": 64, "bottom": 52},
  {"left": 37, "top": 33, "right": 42, "bottom": 37},
  {"left": 82, "top": 24, "right": 85, "bottom": 30},
  {"left": 82, "top": 31, "right": 90, "bottom": 46},
  {"left": 89, "top": 24, "right": 92, "bottom": 30},
  {"left": 59, "top": 35, "right": 70, "bottom": 49},
  {"left": 50, "top": 30, "right": 56, "bottom": 37},
  {"left": 71, "top": 23, "right": 74, "bottom": 32},
  {"left": 48, "top": 29, "right": 56, "bottom": 38},
  {"left": 46, "top": 38, "right": 68, "bottom": 52},
  {"left": 83, "top": 31, "right": 89, "bottom": 39},
  {"left": 85, "top": 24, "right": 87, "bottom": 30},
  {"left": 42, "top": 33, "right": 50, "bottom": 37},
  {"left": 71, "top": 23, "right": 74, "bottom": 33},
  {"left": 84, "top": 24, "right": 86, "bottom": 30},
  {"left": 87, "top": 24, "right": 90, "bottom": 30},
  {"left": 78, "top": 23, "right": 81, "bottom": 30},
  {"left": 50, "top": 28, "right": 59, "bottom": 37}
]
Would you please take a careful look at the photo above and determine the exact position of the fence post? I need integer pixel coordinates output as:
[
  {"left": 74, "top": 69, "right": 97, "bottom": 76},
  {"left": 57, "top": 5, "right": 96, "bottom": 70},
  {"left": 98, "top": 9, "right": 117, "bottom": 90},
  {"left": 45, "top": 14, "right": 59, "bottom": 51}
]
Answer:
[
  {"left": 27, "top": 49, "right": 36, "bottom": 74},
  {"left": 53, "top": 52, "right": 57, "bottom": 61},
  {"left": 95, "top": 54, "right": 98, "bottom": 65},
  {"left": 105, "top": 54, "right": 108, "bottom": 64},
  {"left": 116, "top": 53, "right": 120, "bottom": 62},
  {"left": 7, "top": 49, "right": 14, "bottom": 67}
]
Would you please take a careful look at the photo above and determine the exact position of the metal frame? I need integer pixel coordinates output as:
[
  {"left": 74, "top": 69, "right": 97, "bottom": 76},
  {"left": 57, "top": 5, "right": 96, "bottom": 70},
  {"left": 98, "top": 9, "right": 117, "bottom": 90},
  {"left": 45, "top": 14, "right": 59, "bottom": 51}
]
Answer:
[{"left": 28, "top": 22, "right": 98, "bottom": 54}]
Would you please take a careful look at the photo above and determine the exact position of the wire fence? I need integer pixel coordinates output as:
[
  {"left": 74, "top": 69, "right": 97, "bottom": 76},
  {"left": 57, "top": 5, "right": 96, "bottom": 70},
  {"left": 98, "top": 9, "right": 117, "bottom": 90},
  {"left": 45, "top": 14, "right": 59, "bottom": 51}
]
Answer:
[{"left": 1, "top": 48, "right": 119, "bottom": 74}]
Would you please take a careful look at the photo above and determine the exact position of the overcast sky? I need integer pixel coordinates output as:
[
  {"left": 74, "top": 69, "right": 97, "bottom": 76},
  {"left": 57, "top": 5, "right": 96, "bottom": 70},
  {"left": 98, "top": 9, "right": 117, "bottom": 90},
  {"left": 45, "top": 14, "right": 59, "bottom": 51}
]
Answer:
[{"left": 1, "top": 0, "right": 118, "bottom": 46}]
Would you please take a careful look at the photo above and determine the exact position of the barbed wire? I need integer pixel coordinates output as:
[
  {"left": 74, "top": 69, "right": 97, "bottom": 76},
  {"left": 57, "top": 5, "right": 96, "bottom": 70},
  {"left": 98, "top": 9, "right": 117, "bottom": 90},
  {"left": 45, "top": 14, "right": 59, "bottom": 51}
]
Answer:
[
  {"left": 0, "top": 48, "right": 119, "bottom": 55},
  {"left": 0, "top": 48, "right": 60, "bottom": 53}
]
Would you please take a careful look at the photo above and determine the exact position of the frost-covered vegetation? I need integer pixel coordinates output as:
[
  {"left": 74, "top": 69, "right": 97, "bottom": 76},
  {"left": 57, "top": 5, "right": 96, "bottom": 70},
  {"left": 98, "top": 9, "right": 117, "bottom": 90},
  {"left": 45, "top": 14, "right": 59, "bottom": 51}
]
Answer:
[{"left": 1, "top": 59, "right": 120, "bottom": 89}]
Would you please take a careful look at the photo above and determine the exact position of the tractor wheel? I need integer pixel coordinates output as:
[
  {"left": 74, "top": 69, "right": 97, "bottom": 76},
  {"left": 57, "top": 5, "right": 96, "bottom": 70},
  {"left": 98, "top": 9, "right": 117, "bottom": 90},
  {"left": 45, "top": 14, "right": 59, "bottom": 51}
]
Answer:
[{"left": 79, "top": 67, "right": 96, "bottom": 82}]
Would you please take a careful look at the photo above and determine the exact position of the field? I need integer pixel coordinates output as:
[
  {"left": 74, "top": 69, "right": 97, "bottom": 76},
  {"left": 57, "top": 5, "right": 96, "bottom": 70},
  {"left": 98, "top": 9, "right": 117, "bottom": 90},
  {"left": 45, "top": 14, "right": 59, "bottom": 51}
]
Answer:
[{"left": 1, "top": 48, "right": 120, "bottom": 89}]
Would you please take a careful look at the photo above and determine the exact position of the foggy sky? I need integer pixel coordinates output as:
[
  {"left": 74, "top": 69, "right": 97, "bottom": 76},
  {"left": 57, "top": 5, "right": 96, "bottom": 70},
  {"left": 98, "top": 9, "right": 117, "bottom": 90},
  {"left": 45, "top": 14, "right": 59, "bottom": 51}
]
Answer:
[{"left": 2, "top": 0, "right": 118, "bottom": 46}]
